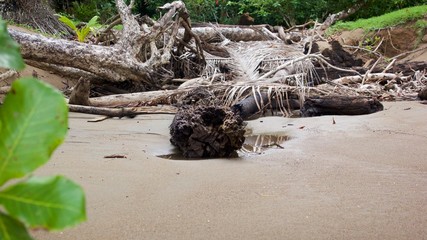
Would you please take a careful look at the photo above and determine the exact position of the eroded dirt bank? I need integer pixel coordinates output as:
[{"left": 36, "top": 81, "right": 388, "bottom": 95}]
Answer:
[{"left": 32, "top": 101, "right": 427, "bottom": 240}]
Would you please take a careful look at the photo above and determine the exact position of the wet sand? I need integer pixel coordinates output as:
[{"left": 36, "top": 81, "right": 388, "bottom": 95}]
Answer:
[{"left": 33, "top": 101, "right": 427, "bottom": 239}]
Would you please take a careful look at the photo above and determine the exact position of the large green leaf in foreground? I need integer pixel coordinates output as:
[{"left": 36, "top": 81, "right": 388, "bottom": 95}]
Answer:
[
  {"left": 0, "top": 176, "right": 86, "bottom": 230},
  {"left": 0, "top": 19, "right": 25, "bottom": 70},
  {"left": 0, "top": 212, "right": 32, "bottom": 240},
  {"left": 0, "top": 78, "right": 68, "bottom": 185}
]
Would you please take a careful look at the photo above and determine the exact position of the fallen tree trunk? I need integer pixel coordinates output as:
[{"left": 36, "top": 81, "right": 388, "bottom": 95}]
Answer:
[
  {"left": 9, "top": 0, "right": 203, "bottom": 84},
  {"left": 9, "top": 29, "right": 140, "bottom": 83},
  {"left": 88, "top": 88, "right": 193, "bottom": 107},
  {"left": 301, "top": 96, "right": 383, "bottom": 117},
  {"left": 189, "top": 25, "right": 280, "bottom": 42}
]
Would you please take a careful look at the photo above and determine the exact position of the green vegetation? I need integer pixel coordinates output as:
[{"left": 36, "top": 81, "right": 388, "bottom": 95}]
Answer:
[
  {"left": 415, "top": 18, "right": 427, "bottom": 28},
  {"left": 56, "top": 0, "right": 116, "bottom": 22},
  {"left": 0, "top": 19, "right": 86, "bottom": 239},
  {"left": 415, "top": 18, "right": 427, "bottom": 43},
  {"left": 57, "top": 14, "right": 100, "bottom": 42},
  {"left": 329, "top": 5, "right": 427, "bottom": 33},
  {"left": 51, "top": 0, "right": 426, "bottom": 27}
]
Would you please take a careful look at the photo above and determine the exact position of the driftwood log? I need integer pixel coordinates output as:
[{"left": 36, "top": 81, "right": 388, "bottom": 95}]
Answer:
[
  {"left": 190, "top": 25, "right": 280, "bottom": 42},
  {"left": 301, "top": 96, "right": 383, "bottom": 117},
  {"left": 68, "top": 104, "right": 177, "bottom": 117},
  {"left": 9, "top": 0, "right": 203, "bottom": 85}
]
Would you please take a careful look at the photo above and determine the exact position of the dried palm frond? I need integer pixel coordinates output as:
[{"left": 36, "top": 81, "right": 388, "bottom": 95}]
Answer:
[
  {"left": 203, "top": 52, "right": 233, "bottom": 79},
  {"left": 207, "top": 41, "right": 332, "bottom": 118},
  {"left": 226, "top": 41, "right": 308, "bottom": 82},
  {"left": 222, "top": 83, "right": 306, "bottom": 118}
]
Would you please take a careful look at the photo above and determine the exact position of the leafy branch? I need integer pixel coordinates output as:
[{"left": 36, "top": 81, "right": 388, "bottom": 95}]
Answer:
[{"left": 0, "top": 19, "right": 86, "bottom": 239}]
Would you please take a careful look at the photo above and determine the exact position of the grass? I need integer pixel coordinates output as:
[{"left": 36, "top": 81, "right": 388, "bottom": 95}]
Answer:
[
  {"left": 328, "top": 5, "right": 427, "bottom": 34},
  {"left": 414, "top": 19, "right": 427, "bottom": 45},
  {"left": 415, "top": 19, "right": 427, "bottom": 29}
]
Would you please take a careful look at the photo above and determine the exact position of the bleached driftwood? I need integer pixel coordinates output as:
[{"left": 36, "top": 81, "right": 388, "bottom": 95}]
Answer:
[
  {"left": 0, "top": 70, "right": 18, "bottom": 82},
  {"left": 68, "top": 104, "right": 177, "bottom": 117},
  {"left": 0, "top": 86, "right": 11, "bottom": 94},
  {"left": 332, "top": 73, "right": 410, "bottom": 85},
  {"left": 9, "top": 0, "right": 201, "bottom": 85}
]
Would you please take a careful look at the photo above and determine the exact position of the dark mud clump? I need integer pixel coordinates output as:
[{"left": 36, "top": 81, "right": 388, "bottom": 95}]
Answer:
[
  {"left": 320, "top": 40, "right": 363, "bottom": 67},
  {"left": 169, "top": 88, "right": 246, "bottom": 158}
]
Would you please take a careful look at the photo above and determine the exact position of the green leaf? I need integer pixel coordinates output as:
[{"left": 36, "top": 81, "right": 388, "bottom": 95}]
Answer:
[
  {"left": 0, "top": 19, "right": 25, "bottom": 70},
  {"left": 0, "top": 78, "right": 68, "bottom": 185},
  {"left": 0, "top": 176, "right": 86, "bottom": 230},
  {"left": 77, "top": 27, "right": 90, "bottom": 42},
  {"left": 0, "top": 212, "right": 33, "bottom": 240},
  {"left": 56, "top": 15, "right": 78, "bottom": 31},
  {"left": 86, "top": 16, "right": 99, "bottom": 28}
]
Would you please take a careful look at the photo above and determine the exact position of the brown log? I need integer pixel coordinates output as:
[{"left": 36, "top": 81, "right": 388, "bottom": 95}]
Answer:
[
  {"left": 418, "top": 87, "right": 427, "bottom": 100},
  {"left": 301, "top": 96, "right": 383, "bottom": 117},
  {"left": 69, "top": 78, "right": 91, "bottom": 105}
]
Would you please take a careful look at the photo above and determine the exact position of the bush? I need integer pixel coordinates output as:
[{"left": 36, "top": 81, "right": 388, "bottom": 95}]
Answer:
[
  {"left": 56, "top": 0, "right": 116, "bottom": 23},
  {"left": 59, "top": 0, "right": 427, "bottom": 26}
]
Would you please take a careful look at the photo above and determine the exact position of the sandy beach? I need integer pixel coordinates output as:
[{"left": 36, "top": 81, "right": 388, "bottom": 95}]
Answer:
[{"left": 30, "top": 101, "right": 427, "bottom": 240}]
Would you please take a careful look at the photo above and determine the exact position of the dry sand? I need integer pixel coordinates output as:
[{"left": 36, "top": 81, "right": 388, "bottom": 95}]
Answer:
[{"left": 31, "top": 101, "right": 427, "bottom": 240}]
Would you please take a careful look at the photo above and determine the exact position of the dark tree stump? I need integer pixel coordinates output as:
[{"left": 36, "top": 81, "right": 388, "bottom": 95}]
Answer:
[
  {"left": 301, "top": 96, "right": 383, "bottom": 117},
  {"left": 418, "top": 87, "right": 427, "bottom": 100},
  {"left": 238, "top": 13, "right": 254, "bottom": 25},
  {"left": 69, "top": 78, "right": 91, "bottom": 106},
  {"left": 169, "top": 87, "right": 245, "bottom": 158},
  {"left": 170, "top": 105, "right": 246, "bottom": 158}
]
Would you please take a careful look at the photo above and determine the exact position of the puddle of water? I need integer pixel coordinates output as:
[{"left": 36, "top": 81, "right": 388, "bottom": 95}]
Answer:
[
  {"left": 157, "top": 150, "right": 239, "bottom": 160},
  {"left": 239, "top": 134, "right": 290, "bottom": 154},
  {"left": 157, "top": 134, "right": 289, "bottom": 159}
]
